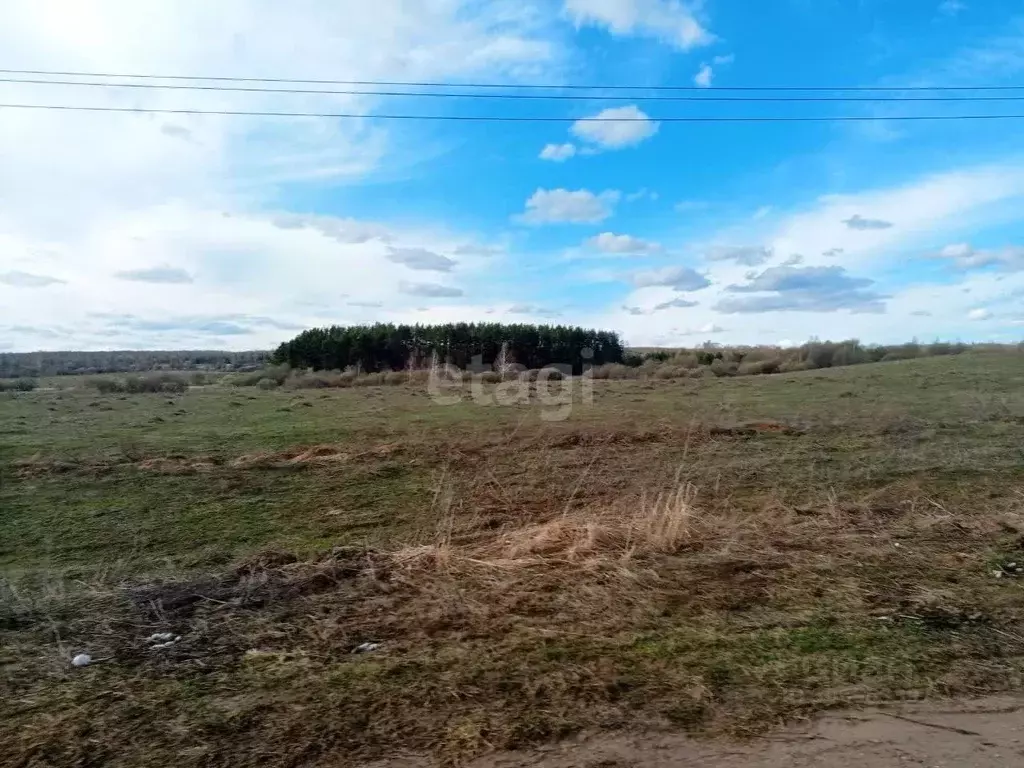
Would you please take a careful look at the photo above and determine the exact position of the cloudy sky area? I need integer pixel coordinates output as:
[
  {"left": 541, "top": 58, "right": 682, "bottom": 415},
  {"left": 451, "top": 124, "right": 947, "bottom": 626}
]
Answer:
[{"left": 2, "top": 0, "right": 1024, "bottom": 351}]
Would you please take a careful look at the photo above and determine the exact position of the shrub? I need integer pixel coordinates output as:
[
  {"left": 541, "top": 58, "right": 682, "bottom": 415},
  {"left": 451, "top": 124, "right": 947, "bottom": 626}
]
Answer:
[
  {"left": 779, "top": 359, "right": 811, "bottom": 373},
  {"left": 229, "top": 364, "right": 291, "bottom": 387},
  {"left": 384, "top": 371, "right": 409, "bottom": 386},
  {"left": 738, "top": 358, "right": 781, "bottom": 376},
  {"left": 86, "top": 373, "right": 187, "bottom": 394},
  {"left": 709, "top": 359, "right": 738, "bottom": 377},
  {"left": 643, "top": 350, "right": 672, "bottom": 363},
  {"left": 257, "top": 378, "right": 279, "bottom": 390},
  {"left": 589, "top": 363, "right": 634, "bottom": 380},
  {"left": 669, "top": 353, "right": 700, "bottom": 369},
  {"left": 0, "top": 378, "right": 39, "bottom": 392},
  {"left": 622, "top": 352, "right": 645, "bottom": 368}
]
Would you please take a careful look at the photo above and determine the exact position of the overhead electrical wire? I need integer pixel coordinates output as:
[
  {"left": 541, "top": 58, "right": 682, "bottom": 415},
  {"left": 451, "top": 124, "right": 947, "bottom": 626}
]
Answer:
[
  {"left": 1, "top": 67, "right": 1023, "bottom": 92},
  {"left": 2, "top": 103, "right": 1024, "bottom": 121},
  {"left": 3, "top": 76, "right": 1024, "bottom": 102}
]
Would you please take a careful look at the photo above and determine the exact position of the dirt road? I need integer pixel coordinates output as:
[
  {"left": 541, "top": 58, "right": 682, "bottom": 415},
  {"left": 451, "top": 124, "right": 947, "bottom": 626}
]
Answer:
[
  {"left": 469, "top": 698, "right": 1024, "bottom": 768},
  {"left": 368, "top": 697, "right": 1024, "bottom": 767}
]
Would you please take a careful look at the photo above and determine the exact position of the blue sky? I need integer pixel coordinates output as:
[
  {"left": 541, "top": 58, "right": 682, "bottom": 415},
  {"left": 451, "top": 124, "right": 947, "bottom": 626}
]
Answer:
[{"left": 2, "top": 0, "right": 1024, "bottom": 351}]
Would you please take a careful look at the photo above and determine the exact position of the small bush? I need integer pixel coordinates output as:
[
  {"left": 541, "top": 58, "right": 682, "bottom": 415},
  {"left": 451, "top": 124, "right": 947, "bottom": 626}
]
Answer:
[
  {"left": 669, "top": 353, "right": 700, "bottom": 369},
  {"left": 257, "top": 378, "right": 279, "bottom": 390},
  {"left": 622, "top": 353, "right": 644, "bottom": 368},
  {"left": 590, "top": 363, "right": 634, "bottom": 380},
  {"left": 0, "top": 378, "right": 39, "bottom": 392},
  {"left": 86, "top": 373, "right": 187, "bottom": 394},
  {"left": 643, "top": 350, "right": 672, "bottom": 363},
  {"left": 779, "top": 360, "right": 811, "bottom": 373},
  {"left": 709, "top": 359, "right": 738, "bottom": 377},
  {"left": 230, "top": 364, "right": 291, "bottom": 387},
  {"left": 738, "top": 358, "right": 781, "bottom": 376}
]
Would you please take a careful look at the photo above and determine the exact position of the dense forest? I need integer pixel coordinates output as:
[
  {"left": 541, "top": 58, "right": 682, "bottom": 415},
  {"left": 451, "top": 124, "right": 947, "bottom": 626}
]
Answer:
[
  {"left": 0, "top": 350, "right": 269, "bottom": 378},
  {"left": 271, "top": 323, "right": 625, "bottom": 374}
]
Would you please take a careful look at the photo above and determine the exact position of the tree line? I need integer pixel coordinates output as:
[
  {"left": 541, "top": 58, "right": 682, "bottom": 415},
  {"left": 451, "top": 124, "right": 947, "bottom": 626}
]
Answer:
[
  {"left": 271, "top": 323, "right": 625, "bottom": 374},
  {"left": 0, "top": 350, "right": 269, "bottom": 378}
]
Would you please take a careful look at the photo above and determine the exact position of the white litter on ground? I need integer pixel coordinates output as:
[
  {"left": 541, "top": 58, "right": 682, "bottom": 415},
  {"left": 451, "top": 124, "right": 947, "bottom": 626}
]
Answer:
[
  {"left": 71, "top": 653, "right": 92, "bottom": 667},
  {"left": 352, "top": 642, "right": 382, "bottom": 654}
]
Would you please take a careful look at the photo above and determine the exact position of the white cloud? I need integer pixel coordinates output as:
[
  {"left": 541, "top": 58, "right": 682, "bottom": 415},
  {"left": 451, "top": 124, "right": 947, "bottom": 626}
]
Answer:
[
  {"left": 713, "top": 53, "right": 735, "bottom": 65},
  {"left": 585, "top": 232, "right": 662, "bottom": 254},
  {"left": 0, "top": 0, "right": 560, "bottom": 350},
  {"left": 539, "top": 142, "right": 577, "bottom": 162},
  {"left": 0, "top": 270, "right": 65, "bottom": 288},
  {"left": 939, "top": 0, "right": 966, "bottom": 16},
  {"left": 563, "top": 0, "right": 714, "bottom": 50},
  {"left": 399, "top": 281, "right": 464, "bottom": 298},
  {"left": 705, "top": 246, "right": 773, "bottom": 266},
  {"left": 385, "top": 247, "right": 457, "bottom": 272},
  {"left": 968, "top": 307, "right": 991, "bottom": 320},
  {"left": 694, "top": 63, "right": 713, "bottom": 88},
  {"left": 686, "top": 323, "right": 725, "bottom": 335},
  {"left": 570, "top": 106, "right": 659, "bottom": 150},
  {"left": 932, "top": 243, "right": 1024, "bottom": 271},
  {"left": 631, "top": 265, "right": 710, "bottom": 291},
  {"left": 516, "top": 188, "right": 620, "bottom": 224},
  {"left": 626, "top": 188, "right": 659, "bottom": 202},
  {"left": 588, "top": 161, "right": 1024, "bottom": 347}
]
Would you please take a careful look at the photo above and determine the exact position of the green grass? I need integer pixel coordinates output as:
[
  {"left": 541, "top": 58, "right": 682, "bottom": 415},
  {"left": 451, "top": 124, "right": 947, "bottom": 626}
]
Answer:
[{"left": 3, "top": 351, "right": 1024, "bottom": 766}]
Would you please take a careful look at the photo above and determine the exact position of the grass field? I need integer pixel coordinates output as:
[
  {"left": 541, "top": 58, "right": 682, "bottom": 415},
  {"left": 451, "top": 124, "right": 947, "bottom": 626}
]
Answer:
[{"left": 3, "top": 352, "right": 1024, "bottom": 766}]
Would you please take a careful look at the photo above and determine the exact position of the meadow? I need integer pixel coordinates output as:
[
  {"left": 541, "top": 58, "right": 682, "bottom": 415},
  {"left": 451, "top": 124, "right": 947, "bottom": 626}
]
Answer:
[{"left": 2, "top": 351, "right": 1024, "bottom": 766}]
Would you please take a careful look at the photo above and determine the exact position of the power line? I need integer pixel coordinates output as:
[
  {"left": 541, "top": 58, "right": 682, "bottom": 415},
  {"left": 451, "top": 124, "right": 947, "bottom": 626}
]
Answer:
[
  {"left": 4, "top": 76, "right": 1024, "bottom": 102},
  {"left": 1, "top": 67, "right": 1023, "bottom": 92},
  {"left": 3, "top": 102, "right": 1024, "bottom": 121}
]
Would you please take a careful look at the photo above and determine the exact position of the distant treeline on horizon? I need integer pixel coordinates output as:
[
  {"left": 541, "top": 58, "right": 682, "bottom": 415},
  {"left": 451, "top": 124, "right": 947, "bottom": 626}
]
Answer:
[{"left": 0, "top": 349, "right": 270, "bottom": 378}]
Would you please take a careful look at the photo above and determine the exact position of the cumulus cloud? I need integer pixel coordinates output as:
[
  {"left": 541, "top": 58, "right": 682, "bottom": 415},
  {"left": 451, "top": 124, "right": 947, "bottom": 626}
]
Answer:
[
  {"left": 967, "top": 307, "right": 991, "bottom": 320},
  {"left": 517, "top": 188, "right": 620, "bottom": 224},
  {"left": 932, "top": 243, "right": 1024, "bottom": 270},
  {"left": 539, "top": 143, "right": 577, "bottom": 162},
  {"left": 680, "top": 323, "right": 725, "bottom": 335},
  {"left": 694, "top": 64, "right": 713, "bottom": 88},
  {"left": 823, "top": 248, "right": 845, "bottom": 258},
  {"left": 0, "top": 0, "right": 558, "bottom": 350},
  {"left": 453, "top": 244, "right": 502, "bottom": 257},
  {"left": 385, "top": 247, "right": 457, "bottom": 272},
  {"left": 160, "top": 124, "right": 194, "bottom": 142},
  {"left": 622, "top": 305, "right": 648, "bottom": 316},
  {"left": 843, "top": 214, "right": 894, "bottom": 231},
  {"left": 271, "top": 214, "right": 392, "bottom": 244},
  {"left": 585, "top": 232, "right": 662, "bottom": 255},
  {"left": 626, "top": 188, "right": 659, "bottom": 202},
  {"left": 0, "top": 270, "right": 65, "bottom": 288},
  {"left": 115, "top": 266, "right": 195, "bottom": 284},
  {"left": 507, "top": 303, "right": 560, "bottom": 317},
  {"left": 653, "top": 297, "right": 699, "bottom": 311},
  {"left": 632, "top": 266, "right": 711, "bottom": 291},
  {"left": 705, "top": 246, "right": 773, "bottom": 266},
  {"left": 563, "top": 0, "right": 714, "bottom": 50},
  {"left": 782, "top": 254, "right": 804, "bottom": 266},
  {"left": 715, "top": 265, "right": 886, "bottom": 313},
  {"left": 399, "top": 281, "right": 464, "bottom": 298},
  {"left": 570, "top": 105, "right": 659, "bottom": 150}
]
